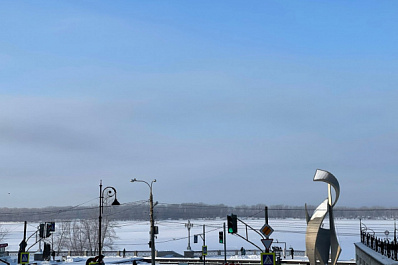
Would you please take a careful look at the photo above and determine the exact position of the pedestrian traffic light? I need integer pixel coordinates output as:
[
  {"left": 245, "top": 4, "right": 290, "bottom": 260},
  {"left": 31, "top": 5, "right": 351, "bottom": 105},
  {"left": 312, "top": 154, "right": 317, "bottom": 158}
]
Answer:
[
  {"left": 227, "top": 214, "right": 238, "bottom": 234},
  {"left": 219, "top": 231, "right": 223, "bottom": 243}
]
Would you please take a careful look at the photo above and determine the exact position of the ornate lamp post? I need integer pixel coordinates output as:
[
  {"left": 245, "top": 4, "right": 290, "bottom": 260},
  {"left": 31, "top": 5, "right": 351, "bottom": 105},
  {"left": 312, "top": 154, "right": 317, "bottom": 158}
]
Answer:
[
  {"left": 99, "top": 180, "right": 120, "bottom": 262},
  {"left": 130, "top": 178, "right": 156, "bottom": 265}
]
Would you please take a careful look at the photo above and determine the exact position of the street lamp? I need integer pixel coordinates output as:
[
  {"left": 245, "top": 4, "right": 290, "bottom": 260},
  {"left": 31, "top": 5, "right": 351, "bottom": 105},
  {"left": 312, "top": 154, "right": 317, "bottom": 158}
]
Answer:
[
  {"left": 130, "top": 178, "right": 156, "bottom": 265},
  {"left": 99, "top": 180, "right": 120, "bottom": 262}
]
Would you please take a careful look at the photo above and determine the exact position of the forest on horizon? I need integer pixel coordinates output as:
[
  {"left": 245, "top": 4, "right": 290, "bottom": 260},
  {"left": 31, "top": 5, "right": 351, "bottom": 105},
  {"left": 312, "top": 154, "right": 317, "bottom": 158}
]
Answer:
[{"left": 0, "top": 203, "right": 396, "bottom": 222}]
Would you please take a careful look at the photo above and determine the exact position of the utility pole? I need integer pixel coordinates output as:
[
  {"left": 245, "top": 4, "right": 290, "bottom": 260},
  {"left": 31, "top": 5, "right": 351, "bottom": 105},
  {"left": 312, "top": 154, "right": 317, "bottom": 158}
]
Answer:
[
  {"left": 130, "top": 178, "right": 156, "bottom": 265},
  {"left": 185, "top": 220, "right": 193, "bottom": 250}
]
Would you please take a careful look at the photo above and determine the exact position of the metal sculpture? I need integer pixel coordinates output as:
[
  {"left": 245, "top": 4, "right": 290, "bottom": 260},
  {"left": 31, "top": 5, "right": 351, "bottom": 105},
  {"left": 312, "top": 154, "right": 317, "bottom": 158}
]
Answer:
[{"left": 305, "top": 169, "right": 341, "bottom": 265}]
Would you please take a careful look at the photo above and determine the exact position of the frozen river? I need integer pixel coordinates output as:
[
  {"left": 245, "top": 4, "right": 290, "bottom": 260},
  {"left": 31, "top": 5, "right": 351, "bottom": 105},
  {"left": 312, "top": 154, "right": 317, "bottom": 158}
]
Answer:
[{"left": 1, "top": 218, "right": 395, "bottom": 261}]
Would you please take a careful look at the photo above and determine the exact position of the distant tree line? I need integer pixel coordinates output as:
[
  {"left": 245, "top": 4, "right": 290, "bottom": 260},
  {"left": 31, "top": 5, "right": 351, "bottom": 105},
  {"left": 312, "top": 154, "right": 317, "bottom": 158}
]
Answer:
[{"left": 0, "top": 203, "right": 397, "bottom": 222}]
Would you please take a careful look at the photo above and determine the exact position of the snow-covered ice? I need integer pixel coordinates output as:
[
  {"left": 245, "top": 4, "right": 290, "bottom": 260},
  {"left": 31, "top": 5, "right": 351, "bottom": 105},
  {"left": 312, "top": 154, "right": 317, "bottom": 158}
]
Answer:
[{"left": 1, "top": 218, "right": 395, "bottom": 262}]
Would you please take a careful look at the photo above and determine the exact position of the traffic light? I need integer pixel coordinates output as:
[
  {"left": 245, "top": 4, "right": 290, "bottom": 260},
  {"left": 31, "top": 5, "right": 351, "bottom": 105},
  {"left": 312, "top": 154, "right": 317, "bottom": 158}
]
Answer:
[
  {"left": 219, "top": 231, "right": 223, "bottom": 243},
  {"left": 46, "top": 223, "right": 52, "bottom": 238},
  {"left": 194, "top": 235, "right": 198, "bottom": 243},
  {"left": 227, "top": 215, "right": 232, "bottom": 233},
  {"left": 39, "top": 224, "right": 45, "bottom": 238},
  {"left": 47, "top": 222, "right": 55, "bottom": 232},
  {"left": 227, "top": 214, "right": 238, "bottom": 234},
  {"left": 39, "top": 223, "right": 55, "bottom": 238}
]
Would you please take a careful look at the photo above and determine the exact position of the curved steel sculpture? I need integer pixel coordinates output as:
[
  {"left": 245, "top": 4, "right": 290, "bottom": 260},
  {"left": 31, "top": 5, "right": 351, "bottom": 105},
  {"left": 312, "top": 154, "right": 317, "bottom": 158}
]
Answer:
[{"left": 305, "top": 169, "right": 341, "bottom": 265}]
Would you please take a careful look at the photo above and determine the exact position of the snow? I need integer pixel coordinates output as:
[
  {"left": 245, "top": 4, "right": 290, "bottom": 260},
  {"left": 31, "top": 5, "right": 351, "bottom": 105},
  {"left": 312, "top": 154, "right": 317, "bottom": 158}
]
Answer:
[{"left": 1, "top": 218, "right": 395, "bottom": 263}]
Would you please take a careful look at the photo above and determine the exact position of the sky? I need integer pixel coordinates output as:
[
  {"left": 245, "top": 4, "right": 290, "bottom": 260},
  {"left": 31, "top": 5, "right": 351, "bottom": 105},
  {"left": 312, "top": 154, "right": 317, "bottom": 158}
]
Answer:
[{"left": 0, "top": 1, "right": 397, "bottom": 209}]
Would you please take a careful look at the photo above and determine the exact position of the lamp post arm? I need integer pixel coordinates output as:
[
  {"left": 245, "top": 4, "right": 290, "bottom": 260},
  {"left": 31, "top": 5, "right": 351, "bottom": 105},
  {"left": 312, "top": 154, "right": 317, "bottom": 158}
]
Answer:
[{"left": 103, "top": 186, "right": 117, "bottom": 194}]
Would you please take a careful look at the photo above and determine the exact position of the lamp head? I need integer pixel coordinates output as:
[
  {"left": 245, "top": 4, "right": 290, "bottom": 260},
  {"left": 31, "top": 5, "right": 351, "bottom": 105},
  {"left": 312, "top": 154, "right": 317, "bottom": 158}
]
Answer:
[{"left": 112, "top": 198, "right": 121, "bottom": 206}]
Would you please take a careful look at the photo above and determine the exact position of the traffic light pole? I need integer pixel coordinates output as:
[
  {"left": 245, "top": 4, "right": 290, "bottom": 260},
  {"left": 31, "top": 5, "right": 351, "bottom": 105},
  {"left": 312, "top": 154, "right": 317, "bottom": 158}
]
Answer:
[
  {"left": 38, "top": 226, "right": 41, "bottom": 252},
  {"left": 223, "top": 222, "right": 227, "bottom": 265},
  {"left": 203, "top": 225, "right": 206, "bottom": 265}
]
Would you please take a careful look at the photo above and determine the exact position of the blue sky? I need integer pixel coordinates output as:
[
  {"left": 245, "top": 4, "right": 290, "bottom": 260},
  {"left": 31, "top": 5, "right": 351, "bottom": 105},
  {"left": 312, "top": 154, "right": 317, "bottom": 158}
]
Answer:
[{"left": 0, "top": 1, "right": 397, "bottom": 208}]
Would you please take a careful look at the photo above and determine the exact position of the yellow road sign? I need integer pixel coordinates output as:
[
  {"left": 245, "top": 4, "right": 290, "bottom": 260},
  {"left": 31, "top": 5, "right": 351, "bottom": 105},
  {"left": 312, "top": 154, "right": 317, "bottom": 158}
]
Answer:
[{"left": 260, "top": 224, "right": 274, "bottom": 238}]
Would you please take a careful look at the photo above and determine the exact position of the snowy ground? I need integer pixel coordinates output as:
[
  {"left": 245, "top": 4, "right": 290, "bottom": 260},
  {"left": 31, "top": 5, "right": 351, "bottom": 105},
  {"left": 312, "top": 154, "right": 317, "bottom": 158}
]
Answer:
[{"left": 1, "top": 218, "right": 395, "bottom": 262}]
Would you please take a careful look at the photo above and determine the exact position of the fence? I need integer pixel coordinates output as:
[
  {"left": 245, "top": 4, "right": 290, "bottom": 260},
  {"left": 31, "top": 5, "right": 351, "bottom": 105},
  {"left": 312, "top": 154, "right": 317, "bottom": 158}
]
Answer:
[
  {"left": 190, "top": 249, "right": 305, "bottom": 258},
  {"left": 361, "top": 231, "right": 398, "bottom": 260},
  {"left": 6, "top": 250, "right": 151, "bottom": 258},
  {"left": 5, "top": 249, "right": 306, "bottom": 258}
]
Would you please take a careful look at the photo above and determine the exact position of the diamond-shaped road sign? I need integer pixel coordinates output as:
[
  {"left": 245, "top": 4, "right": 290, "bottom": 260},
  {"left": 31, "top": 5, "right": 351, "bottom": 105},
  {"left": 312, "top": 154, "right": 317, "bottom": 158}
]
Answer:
[
  {"left": 261, "top": 238, "right": 273, "bottom": 250},
  {"left": 260, "top": 223, "right": 274, "bottom": 238}
]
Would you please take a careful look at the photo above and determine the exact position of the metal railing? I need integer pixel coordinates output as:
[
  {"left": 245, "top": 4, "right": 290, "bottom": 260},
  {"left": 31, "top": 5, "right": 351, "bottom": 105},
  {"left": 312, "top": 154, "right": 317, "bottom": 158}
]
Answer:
[
  {"left": 189, "top": 249, "right": 305, "bottom": 258},
  {"left": 6, "top": 250, "right": 151, "bottom": 258},
  {"left": 361, "top": 231, "right": 398, "bottom": 260},
  {"left": 5, "top": 249, "right": 306, "bottom": 258}
]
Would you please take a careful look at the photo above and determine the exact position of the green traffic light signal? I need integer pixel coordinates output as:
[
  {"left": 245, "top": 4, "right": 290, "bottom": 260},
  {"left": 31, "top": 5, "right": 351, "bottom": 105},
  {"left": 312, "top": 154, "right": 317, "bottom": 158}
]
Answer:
[
  {"left": 227, "top": 214, "right": 238, "bottom": 234},
  {"left": 219, "top": 231, "right": 223, "bottom": 243}
]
